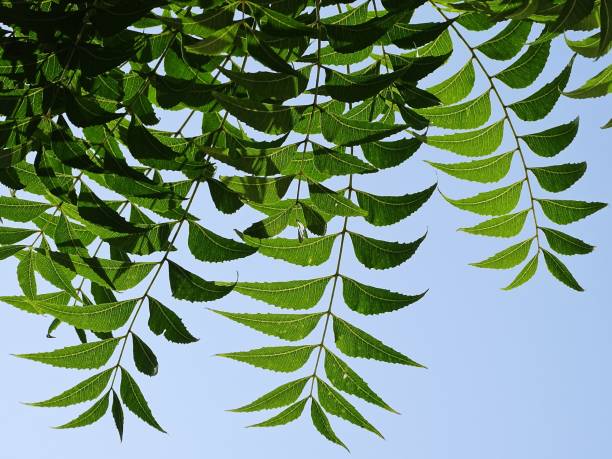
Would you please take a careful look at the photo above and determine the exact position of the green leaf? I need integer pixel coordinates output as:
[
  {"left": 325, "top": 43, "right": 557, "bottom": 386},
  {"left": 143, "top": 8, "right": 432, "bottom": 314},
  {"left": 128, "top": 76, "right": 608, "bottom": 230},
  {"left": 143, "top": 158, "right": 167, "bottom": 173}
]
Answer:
[
  {"left": 240, "top": 232, "right": 338, "bottom": 266},
  {"left": 349, "top": 231, "right": 425, "bottom": 270},
  {"left": 308, "top": 183, "right": 366, "bottom": 217},
  {"left": 342, "top": 276, "right": 425, "bottom": 315},
  {"left": 530, "top": 163, "right": 586, "bottom": 192},
  {"left": 566, "top": 32, "right": 607, "bottom": 58},
  {"left": 312, "top": 145, "right": 376, "bottom": 176},
  {"left": 310, "top": 399, "right": 348, "bottom": 451},
  {"left": 111, "top": 391, "right": 124, "bottom": 441},
  {"left": 537, "top": 199, "right": 606, "bottom": 224},
  {"left": 508, "top": 58, "right": 573, "bottom": 121},
  {"left": 168, "top": 260, "right": 233, "bottom": 302},
  {"left": 416, "top": 92, "right": 491, "bottom": 129},
  {"left": 324, "top": 350, "right": 396, "bottom": 413},
  {"left": 471, "top": 238, "right": 534, "bottom": 269},
  {"left": 422, "top": 120, "right": 505, "bottom": 157},
  {"left": 250, "top": 399, "right": 308, "bottom": 427},
  {"left": 212, "top": 310, "right": 324, "bottom": 341},
  {"left": 565, "top": 64, "right": 612, "bottom": 99},
  {"left": 0, "top": 227, "right": 36, "bottom": 244},
  {"left": 427, "top": 151, "right": 514, "bottom": 183},
  {"left": 220, "top": 175, "right": 293, "bottom": 203},
  {"left": 17, "top": 338, "right": 120, "bottom": 369},
  {"left": 220, "top": 67, "right": 308, "bottom": 101},
  {"left": 495, "top": 41, "right": 551, "bottom": 89},
  {"left": 55, "top": 394, "right": 109, "bottom": 429},
  {"left": 520, "top": 118, "right": 579, "bottom": 157},
  {"left": 600, "top": 0, "right": 611, "bottom": 55},
  {"left": 333, "top": 317, "right": 423, "bottom": 367},
  {"left": 243, "top": 207, "right": 292, "bottom": 238},
  {"left": 31, "top": 252, "right": 79, "bottom": 299},
  {"left": 443, "top": 181, "right": 524, "bottom": 216},
  {"left": 132, "top": 333, "right": 159, "bottom": 377},
  {"left": 233, "top": 277, "right": 332, "bottom": 310},
  {"left": 477, "top": 21, "right": 531, "bottom": 60},
  {"left": 355, "top": 184, "right": 435, "bottom": 227},
  {"left": 17, "top": 250, "right": 37, "bottom": 299},
  {"left": 34, "top": 299, "right": 137, "bottom": 332},
  {"left": 542, "top": 249, "right": 583, "bottom": 291},
  {"left": 213, "top": 92, "right": 304, "bottom": 135},
  {"left": 317, "top": 378, "right": 382, "bottom": 437},
  {"left": 0, "top": 291, "right": 70, "bottom": 315},
  {"left": 426, "top": 61, "right": 475, "bottom": 105},
  {"left": 147, "top": 296, "right": 198, "bottom": 344},
  {"left": 0, "top": 244, "right": 24, "bottom": 261},
  {"left": 540, "top": 227, "right": 594, "bottom": 255},
  {"left": 119, "top": 368, "right": 165, "bottom": 432},
  {"left": 218, "top": 345, "right": 316, "bottom": 372},
  {"left": 185, "top": 23, "right": 239, "bottom": 55},
  {"left": 503, "top": 255, "right": 539, "bottom": 290},
  {"left": 78, "top": 185, "right": 143, "bottom": 235},
  {"left": 322, "top": 66, "right": 409, "bottom": 103},
  {"left": 321, "top": 110, "right": 406, "bottom": 147},
  {"left": 0, "top": 196, "right": 50, "bottom": 222},
  {"left": 231, "top": 378, "right": 310, "bottom": 413},
  {"left": 54, "top": 213, "right": 88, "bottom": 256},
  {"left": 361, "top": 138, "right": 421, "bottom": 169},
  {"left": 459, "top": 209, "right": 530, "bottom": 238},
  {"left": 29, "top": 369, "right": 113, "bottom": 408}
]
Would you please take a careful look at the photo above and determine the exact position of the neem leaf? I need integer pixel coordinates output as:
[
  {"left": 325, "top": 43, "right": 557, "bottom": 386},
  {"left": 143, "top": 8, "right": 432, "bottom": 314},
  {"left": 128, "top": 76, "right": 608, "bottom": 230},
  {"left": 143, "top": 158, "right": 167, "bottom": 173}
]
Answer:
[
  {"left": 35, "top": 299, "right": 137, "bottom": 332},
  {"left": 147, "top": 296, "right": 198, "bottom": 344},
  {"left": 17, "top": 338, "right": 120, "bottom": 369},
  {"left": 308, "top": 183, "right": 366, "bottom": 217},
  {"left": 55, "top": 394, "right": 109, "bottom": 429},
  {"left": 349, "top": 232, "right": 425, "bottom": 270},
  {"left": 212, "top": 310, "right": 324, "bottom": 341},
  {"left": 564, "top": 64, "right": 612, "bottom": 99},
  {"left": 477, "top": 21, "right": 531, "bottom": 60},
  {"left": 427, "top": 151, "right": 514, "bottom": 183},
  {"left": 520, "top": 118, "right": 579, "bottom": 157},
  {"left": 119, "top": 368, "right": 165, "bottom": 432},
  {"left": 503, "top": 255, "right": 539, "bottom": 290},
  {"left": 218, "top": 345, "right": 316, "bottom": 373},
  {"left": 310, "top": 399, "right": 348, "bottom": 451},
  {"left": 361, "top": 138, "right": 421, "bottom": 169},
  {"left": 342, "top": 276, "right": 426, "bottom": 315},
  {"left": 17, "top": 250, "right": 37, "bottom": 299},
  {"left": 495, "top": 41, "right": 551, "bottom": 89},
  {"left": 355, "top": 184, "right": 435, "bottom": 226},
  {"left": 471, "top": 238, "right": 534, "bottom": 269},
  {"left": 540, "top": 227, "right": 594, "bottom": 255},
  {"left": 168, "top": 260, "right": 233, "bottom": 302},
  {"left": 240, "top": 232, "right": 338, "bottom": 266},
  {"left": 321, "top": 110, "right": 406, "bottom": 146},
  {"left": 29, "top": 368, "right": 113, "bottom": 407},
  {"left": 333, "top": 317, "right": 423, "bottom": 367},
  {"left": 132, "top": 333, "right": 159, "bottom": 377},
  {"left": 233, "top": 277, "right": 332, "bottom": 310},
  {"left": 231, "top": 377, "right": 310, "bottom": 412},
  {"left": 459, "top": 209, "right": 531, "bottom": 238},
  {"left": 0, "top": 196, "right": 50, "bottom": 222},
  {"left": 443, "top": 181, "right": 524, "bottom": 216},
  {"left": 542, "top": 249, "right": 583, "bottom": 291},
  {"left": 537, "top": 199, "right": 606, "bottom": 224},
  {"left": 250, "top": 399, "right": 308, "bottom": 427},
  {"left": 416, "top": 92, "right": 491, "bottom": 129},
  {"left": 423, "top": 120, "right": 505, "bottom": 157},
  {"left": 529, "top": 163, "right": 586, "bottom": 192}
]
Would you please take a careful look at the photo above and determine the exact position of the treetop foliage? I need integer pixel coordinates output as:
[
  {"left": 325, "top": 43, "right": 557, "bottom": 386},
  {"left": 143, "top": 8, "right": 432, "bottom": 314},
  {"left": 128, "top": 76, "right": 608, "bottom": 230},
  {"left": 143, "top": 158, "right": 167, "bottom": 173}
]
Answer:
[{"left": 0, "top": 0, "right": 609, "bottom": 449}]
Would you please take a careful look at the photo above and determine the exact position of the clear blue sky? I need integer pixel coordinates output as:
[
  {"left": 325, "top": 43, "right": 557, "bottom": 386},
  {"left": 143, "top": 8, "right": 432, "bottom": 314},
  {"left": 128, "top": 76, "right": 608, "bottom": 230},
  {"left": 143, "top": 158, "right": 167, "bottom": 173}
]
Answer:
[{"left": 1, "top": 12, "right": 611, "bottom": 459}]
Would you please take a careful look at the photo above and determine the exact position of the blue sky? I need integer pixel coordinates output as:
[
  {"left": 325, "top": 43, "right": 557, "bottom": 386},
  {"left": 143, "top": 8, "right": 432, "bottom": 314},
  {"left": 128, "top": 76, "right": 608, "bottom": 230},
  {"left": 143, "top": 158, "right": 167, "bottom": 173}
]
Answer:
[{"left": 1, "top": 10, "right": 611, "bottom": 459}]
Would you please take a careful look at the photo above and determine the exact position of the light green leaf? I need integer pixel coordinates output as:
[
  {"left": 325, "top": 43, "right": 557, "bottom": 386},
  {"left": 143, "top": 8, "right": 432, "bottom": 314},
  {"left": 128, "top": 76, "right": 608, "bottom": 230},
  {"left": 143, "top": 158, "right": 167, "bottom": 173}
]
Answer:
[
  {"left": 520, "top": 118, "right": 579, "bottom": 157},
  {"left": 0, "top": 227, "right": 37, "bottom": 244},
  {"left": 1, "top": 291, "right": 70, "bottom": 315},
  {"left": 540, "top": 227, "right": 594, "bottom": 255},
  {"left": 361, "top": 138, "right": 421, "bottom": 169},
  {"left": 564, "top": 64, "right": 612, "bottom": 99},
  {"left": 503, "top": 255, "right": 539, "bottom": 290},
  {"left": 233, "top": 277, "right": 332, "bottom": 310},
  {"left": 310, "top": 399, "right": 348, "bottom": 451},
  {"left": 416, "top": 92, "right": 491, "bottom": 129},
  {"left": 312, "top": 145, "right": 376, "bottom": 176},
  {"left": 426, "top": 61, "right": 475, "bottom": 105},
  {"left": 55, "top": 394, "right": 109, "bottom": 429},
  {"left": 422, "top": 120, "right": 505, "bottom": 157},
  {"left": 17, "top": 338, "right": 120, "bottom": 369},
  {"left": 355, "top": 184, "right": 436, "bottom": 227},
  {"left": 29, "top": 369, "right": 113, "bottom": 408},
  {"left": 443, "top": 181, "right": 524, "bottom": 216},
  {"left": 495, "top": 41, "right": 551, "bottom": 89},
  {"left": 427, "top": 151, "right": 514, "bottom": 183},
  {"left": 459, "top": 209, "right": 530, "bottom": 238},
  {"left": 324, "top": 350, "right": 396, "bottom": 413},
  {"left": 342, "top": 276, "right": 426, "bottom": 315},
  {"left": 212, "top": 310, "right": 324, "bottom": 341},
  {"left": 240, "top": 232, "right": 338, "bottom": 266},
  {"left": 477, "top": 21, "right": 532, "bottom": 60},
  {"left": 218, "top": 345, "right": 316, "bottom": 372},
  {"left": 34, "top": 299, "right": 137, "bottom": 332},
  {"left": 308, "top": 183, "right": 366, "bottom": 217},
  {"left": 317, "top": 378, "right": 382, "bottom": 437},
  {"left": 530, "top": 163, "right": 586, "bottom": 192},
  {"left": 537, "top": 199, "right": 606, "bottom": 224},
  {"left": 542, "top": 249, "right": 583, "bottom": 291},
  {"left": 220, "top": 175, "right": 293, "bottom": 203},
  {"left": 0, "top": 196, "right": 51, "bottom": 222},
  {"left": 508, "top": 58, "right": 573, "bottom": 121},
  {"left": 333, "top": 317, "right": 423, "bottom": 367},
  {"left": 147, "top": 296, "right": 198, "bottom": 344},
  {"left": 349, "top": 232, "right": 425, "bottom": 270},
  {"left": 231, "top": 378, "right": 309, "bottom": 413},
  {"left": 111, "top": 391, "right": 124, "bottom": 441},
  {"left": 185, "top": 23, "right": 239, "bottom": 55},
  {"left": 250, "top": 399, "right": 307, "bottom": 427},
  {"left": 471, "top": 238, "right": 534, "bottom": 269},
  {"left": 321, "top": 110, "right": 406, "bottom": 147},
  {"left": 120, "top": 368, "right": 165, "bottom": 432},
  {"left": 168, "top": 260, "right": 233, "bottom": 302},
  {"left": 17, "top": 250, "right": 36, "bottom": 299}
]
